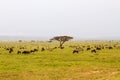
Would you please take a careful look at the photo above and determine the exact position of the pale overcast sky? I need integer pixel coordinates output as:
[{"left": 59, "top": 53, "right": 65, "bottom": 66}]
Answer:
[{"left": 0, "top": 0, "right": 120, "bottom": 39}]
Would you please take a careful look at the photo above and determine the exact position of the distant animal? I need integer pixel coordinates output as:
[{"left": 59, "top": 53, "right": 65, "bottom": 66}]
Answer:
[
  {"left": 91, "top": 49, "right": 96, "bottom": 53},
  {"left": 106, "top": 46, "right": 113, "bottom": 49},
  {"left": 33, "top": 49, "right": 38, "bottom": 52},
  {"left": 87, "top": 47, "right": 91, "bottom": 51},
  {"left": 60, "top": 47, "right": 64, "bottom": 49},
  {"left": 22, "top": 51, "right": 31, "bottom": 54},
  {"left": 73, "top": 50, "right": 79, "bottom": 53},
  {"left": 17, "top": 51, "right": 21, "bottom": 54},
  {"left": 30, "top": 50, "right": 35, "bottom": 53},
  {"left": 73, "top": 47, "right": 83, "bottom": 54},
  {"left": 9, "top": 48, "right": 13, "bottom": 53},
  {"left": 96, "top": 47, "right": 101, "bottom": 50},
  {"left": 41, "top": 47, "right": 45, "bottom": 51},
  {"left": 108, "top": 46, "right": 113, "bottom": 49},
  {"left": 6, "top": 48, "right": 10, "bottom": 50}
]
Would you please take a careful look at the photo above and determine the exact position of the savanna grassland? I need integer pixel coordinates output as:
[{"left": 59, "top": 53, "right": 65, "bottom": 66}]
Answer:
[{"left": 0, "top": 40, "right": 120, "bottom": 80}]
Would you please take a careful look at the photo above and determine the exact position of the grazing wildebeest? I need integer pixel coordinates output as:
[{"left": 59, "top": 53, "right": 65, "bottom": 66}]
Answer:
[
  {"left": 17, "top": 51, "right": 21, "bottom": 54},
  {"left": 30, "top": 50, "right": 35, "bottom": 53},
  {"left": 105, "top": 46, "right": 113, "bottom": 49},
  {"left": 60, "top": 47, "right": 64, "bottom": 49},
  {"left": 22, "top": 51, "right": 31, "bottom": 54},
  {"left": 91, "top": 49, "right": 96, "bottom": 53},
  {"left": 5, "top": 48, "right": 10, "bottom": 50},
  {"left": 73, "top": 47, "right": 83, "bottom": 54},
  {"left": 41, "top": 47, "right": 45, "bottom": 51},
  {"left": 87, "top": 47, "right": 91, "bottom": 51},
  {"left": 33, "top": 49, "right": 38, "bottom": 52},
  {"left": 108, "top": 46, "right": 113, "bottom": 49},
  {"left": 96, "top": 47, "right": 101, "bottom": 50},
  {"left": 30, "top": 48, "right": 38, "bottom": 53},
  {"left": 73, "top": 50, "right": 79, "bottom": 53},
  {"left": 9, "top": 48, "right": 13, "bottom": 53}
]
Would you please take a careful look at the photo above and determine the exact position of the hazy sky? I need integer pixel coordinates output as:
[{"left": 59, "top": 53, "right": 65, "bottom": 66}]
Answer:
[{"left": 0, "top": 0, "right": 120, "bottom": 39}]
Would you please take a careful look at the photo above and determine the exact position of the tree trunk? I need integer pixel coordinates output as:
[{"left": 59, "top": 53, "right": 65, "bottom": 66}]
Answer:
[{"left": 59, "top": 41, "right": 65, "bottom": 49}]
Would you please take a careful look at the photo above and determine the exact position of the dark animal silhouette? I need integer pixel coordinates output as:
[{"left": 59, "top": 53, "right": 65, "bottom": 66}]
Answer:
[
  {"left": 22, "top": 51, "right": 31, "bottom": 54},
  {"left": 41, "top": 47, "right": 45, "bottom": 51},
  {"left": 108, "top": 46, "right": 113, "bottom": 49},
  {"left": 73, "top": 50, "right": 79, "bottom": 53},
  {"left": 73, "top": 47, "right": 83, "bottom": 54},
  {"left": 91, "top": 49, "right": 96, "bottom": 53},
  {"left": 30, "top": 50, "right": 35, "bottom": 53},
  {"left": 96, "top": 47, "right": 101, "bottom": 50},
  {"left": 17, "top": 51, "right": 21, "bottom": 54},
  {"left": 9, "top": 48, "right": 13, "bottom": 53},
  {"left": 87, "top": 47, "right": 91, "bottom": 51},
  {"left": 33, "top": 49, "right": 38, "bottom": 52},
  {"left": 60, "top": 47, "right": 64, "bottom": 49}
]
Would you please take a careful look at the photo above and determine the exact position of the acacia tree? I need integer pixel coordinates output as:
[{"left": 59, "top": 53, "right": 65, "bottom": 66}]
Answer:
[{"left": 50, "top": 36, "right": 73, "bottom": 48}]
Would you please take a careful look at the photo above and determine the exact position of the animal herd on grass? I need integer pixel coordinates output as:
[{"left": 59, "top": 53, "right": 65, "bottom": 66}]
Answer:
[
  {"left": 72, "top": 44, "right": 114, "bottom": 54},
  {"left": 1, "top": 40, "right": 119, "bottom": 55},
  {"left": 0, "top": 36, "right": 119, "bottom": 54}
]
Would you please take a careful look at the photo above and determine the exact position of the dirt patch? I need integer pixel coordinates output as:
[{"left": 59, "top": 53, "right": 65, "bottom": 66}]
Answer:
[{"left": 82, "top": 70, "right": 102, "bottom": 75}]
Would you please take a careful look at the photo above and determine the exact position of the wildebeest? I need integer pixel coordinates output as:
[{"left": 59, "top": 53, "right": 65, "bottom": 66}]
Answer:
[
  {"left": 91, "top": 49, "right": 97, "bottom": 53},
  {"left": 22, "top": 51, "right": 31, "bottom": 54},
  {"left": 17, "top": 51, "right": 21, "bottom": 54},
  {"left": 87, "top": 47, "right": 91, "bottom": 51},
  {"left": 41, "top": 47, "right": 45, "bottom": 51},
  {"left": 33, "top": 49, "right": 38, "bottom": 52},
  {"left": 9, "top": 48, "right": 13, "bottom": 53},
  {"left": 30, "top": 50, "right": 35, "bottom": 53},
  {"left": 96, "top": 47, "right": 101, "bottom": 50},
  {"left": 108, "top": 46, "right": 113, "bottom": 49},
  {"left": 73, "top": 47, "right": 83, "bottom": 54},
  {"left": 73, "top": 50, "right": 79, "bottom": 53},
  {"left": 6, "top": 48, "right": 10, "bottom": 50},
  {"left": 105, "top": 46, "right": 113, "bottom": 49},
  {"left": 60, "top": 47, "right": 64, "bottom": 49},
  {"left": 29, "top": 48, "right": 39, "bottom": 53}
]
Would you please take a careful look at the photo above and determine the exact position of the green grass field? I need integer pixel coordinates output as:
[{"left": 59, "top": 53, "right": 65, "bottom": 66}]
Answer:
[{"left": 0, "top": 41, "right": 120, "bottom": 80}]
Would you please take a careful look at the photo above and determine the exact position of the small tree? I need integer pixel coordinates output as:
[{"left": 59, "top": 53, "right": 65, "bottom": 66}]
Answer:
[
  {"left": 18, "top": 40, "right": 22, "bottom": 42},
  {"left": 50, "top": 36, "right": 73, "bottom": 48}
]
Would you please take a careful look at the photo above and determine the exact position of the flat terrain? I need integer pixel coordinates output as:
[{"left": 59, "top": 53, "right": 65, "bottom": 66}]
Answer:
[{"left": 0, "top": 40, "right": 120, "bottom": 80}]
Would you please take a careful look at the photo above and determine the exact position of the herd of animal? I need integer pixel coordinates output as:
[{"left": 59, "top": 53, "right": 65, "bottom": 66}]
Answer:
[
  {"left": 4, "top": 47, "right": 41, "bottom": 54},
  {"left": 0, "top": 41, "right": 120, "bottom": 54},
  {"left": 72, "top": 45, "right": 114, "bottom": 54},
  {"left": 2, "top": 46, "right": 57, "bottom": 54}
]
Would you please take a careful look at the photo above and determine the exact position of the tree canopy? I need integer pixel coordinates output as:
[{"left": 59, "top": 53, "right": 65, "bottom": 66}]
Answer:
[{"left": 50, "top": 36, "right": 73, "bottom": 48}]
